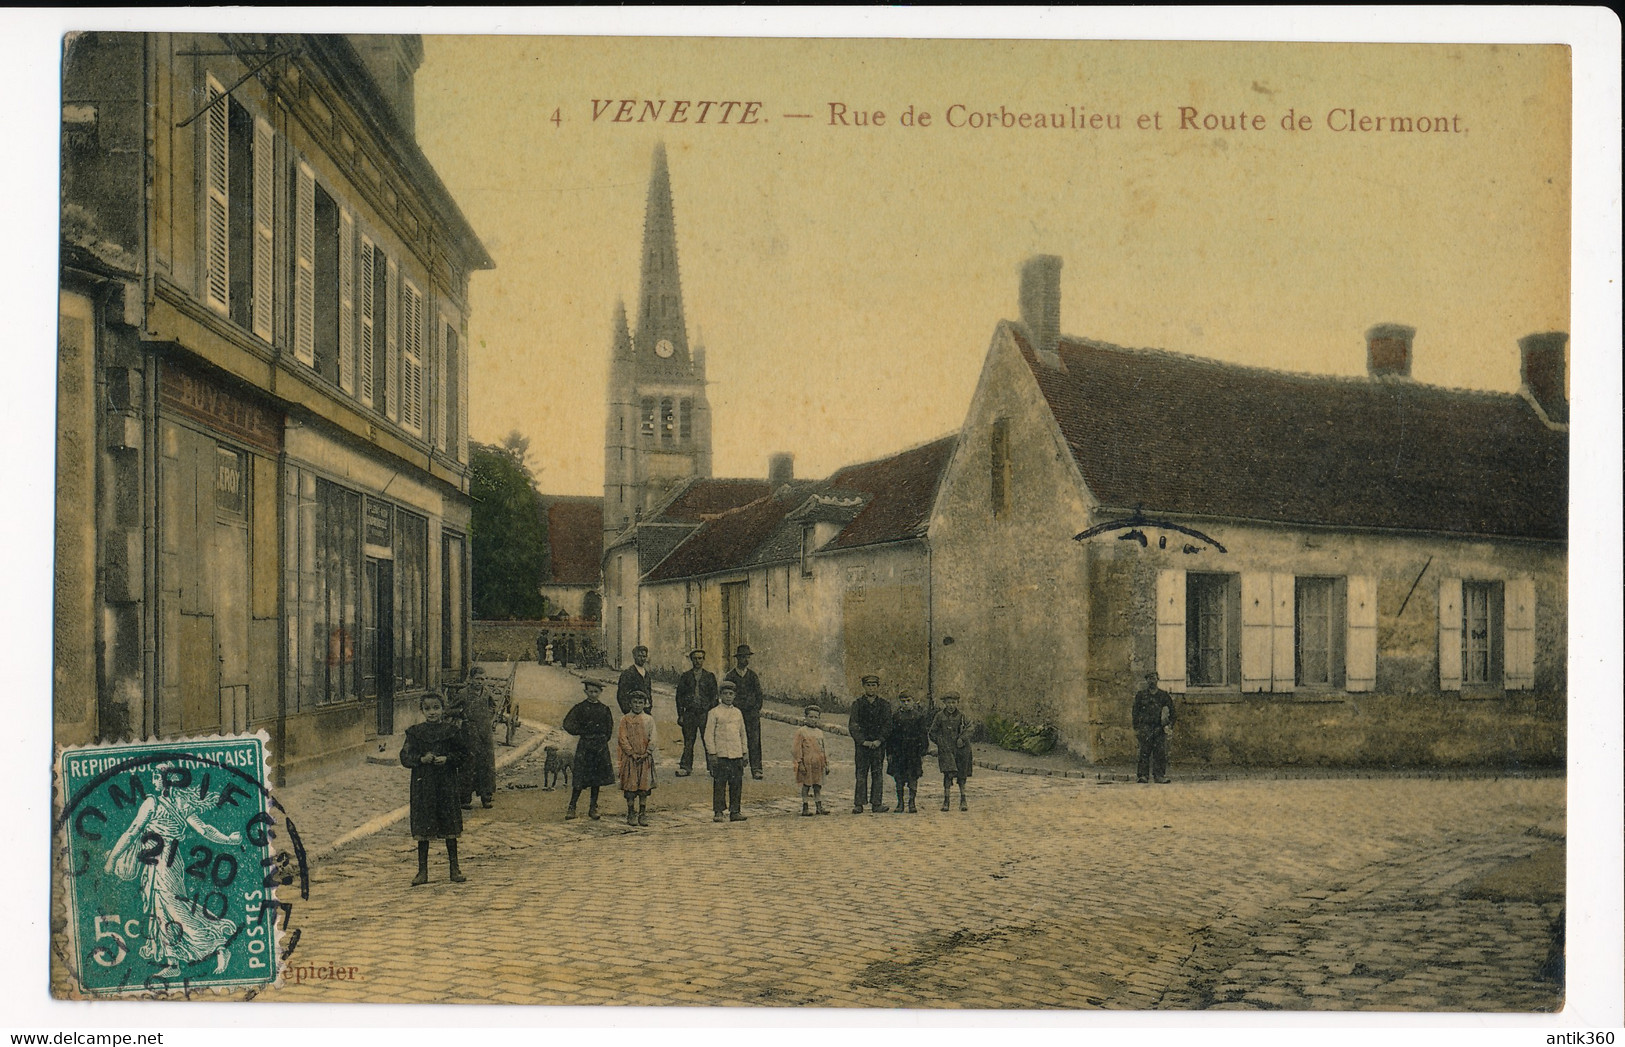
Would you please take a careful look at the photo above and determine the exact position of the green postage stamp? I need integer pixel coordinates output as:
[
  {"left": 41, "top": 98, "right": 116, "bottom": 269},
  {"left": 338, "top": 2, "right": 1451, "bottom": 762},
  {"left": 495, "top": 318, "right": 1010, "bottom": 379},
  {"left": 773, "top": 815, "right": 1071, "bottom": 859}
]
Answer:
[{"left": 54, "top": 735, "right": 298, "bottom": 997}]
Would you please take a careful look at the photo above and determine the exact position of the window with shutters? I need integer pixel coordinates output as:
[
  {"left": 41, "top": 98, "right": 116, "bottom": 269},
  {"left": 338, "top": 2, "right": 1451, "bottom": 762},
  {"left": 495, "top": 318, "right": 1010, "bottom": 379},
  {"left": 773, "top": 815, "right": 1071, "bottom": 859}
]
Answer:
[
  {"left": 310, "top": 182, "right": 341, "bottom": 384},
  {"left": 1462, "top": 581, "right": 1504, "bottom": 686},
  {"left": 1294, "top": 577, "right": 1346, "bottom": 688},
  {"left": 400, "top": 280, "right": 425, "bottom": 434},
  {"left": 201, "top": 79, "right": 274, "bottom": 340},
  {"left": 1186, "top": 573, "right": 1239, "bottom": 687},
  {"left": 368, "top": 243, "right": 390, "bottom": 415}
]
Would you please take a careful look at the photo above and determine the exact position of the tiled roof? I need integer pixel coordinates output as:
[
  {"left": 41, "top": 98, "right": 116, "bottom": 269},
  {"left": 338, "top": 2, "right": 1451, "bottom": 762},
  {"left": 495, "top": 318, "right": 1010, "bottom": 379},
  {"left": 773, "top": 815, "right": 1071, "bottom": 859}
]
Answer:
[
  {"left": 541, "top": 498, "right": 604, "bottom": 586},
  {"left": 1015, "top": 327, "right": 1567, "bottom": 541},
  {"left": 654, "top": 479, "right": 774, "bottom": 523},
  {"left": 644, "top": 439, "right": 957, "bottom": 583}
]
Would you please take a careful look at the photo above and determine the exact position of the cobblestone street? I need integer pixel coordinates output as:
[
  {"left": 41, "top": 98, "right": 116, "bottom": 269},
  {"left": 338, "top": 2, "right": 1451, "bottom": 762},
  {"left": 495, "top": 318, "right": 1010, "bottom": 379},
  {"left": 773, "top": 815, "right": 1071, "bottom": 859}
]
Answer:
[{"left": 251, "top": 664, "right": 1563, "bottom": 1011}]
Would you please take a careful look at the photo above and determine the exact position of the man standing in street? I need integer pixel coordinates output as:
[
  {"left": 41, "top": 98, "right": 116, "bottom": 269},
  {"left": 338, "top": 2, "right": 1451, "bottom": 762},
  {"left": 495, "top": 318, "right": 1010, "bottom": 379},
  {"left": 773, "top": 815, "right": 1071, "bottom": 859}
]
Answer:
[
  {"left": 675, "top": 648, "right": 718, "bottom": 777},
  {"left": 616, "top": 645, "right": 654, "bottom": 715},
  {"left": 457, "top": 667, "right": 498, "bottom": 809},
  {"left": 1132, "top": 670, "right": 1177, "bottom": 784},
  {"left": 725, "top": 644, "right": 766, "bottom": 780},
  {"left": 848, "top": 673, "right": 892, "bottom": 813}
]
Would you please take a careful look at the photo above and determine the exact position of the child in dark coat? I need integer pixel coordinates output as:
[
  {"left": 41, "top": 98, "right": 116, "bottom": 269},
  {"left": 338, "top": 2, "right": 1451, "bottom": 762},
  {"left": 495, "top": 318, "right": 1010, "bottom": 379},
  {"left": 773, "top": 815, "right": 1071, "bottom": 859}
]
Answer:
[
  {"left": 563, "top": 679, "right": 617, "bottom": 820},
  {"left": 886, "top": 692, "right": 931, "bottom": 813},
  {"left": 929, "top": 693, "right": 975, "bottom": 812},
  {"left": 400, "top": 693, "right": 469, "bottom": 885}
]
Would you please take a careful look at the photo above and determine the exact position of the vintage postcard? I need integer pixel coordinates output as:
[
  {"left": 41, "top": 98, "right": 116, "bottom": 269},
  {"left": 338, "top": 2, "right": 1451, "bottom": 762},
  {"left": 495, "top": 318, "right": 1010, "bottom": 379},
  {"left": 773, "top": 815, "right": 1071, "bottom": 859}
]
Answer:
[{"left": 32, "top": 8, "right": 1622, "bottom": 1031}]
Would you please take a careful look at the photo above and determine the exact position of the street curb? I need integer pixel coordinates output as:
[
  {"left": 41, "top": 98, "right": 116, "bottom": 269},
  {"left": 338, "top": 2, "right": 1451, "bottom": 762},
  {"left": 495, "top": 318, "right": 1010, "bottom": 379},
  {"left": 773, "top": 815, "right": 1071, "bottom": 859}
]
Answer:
[{"left": 310, "top": 720, "right": 552, "bottom": 859}]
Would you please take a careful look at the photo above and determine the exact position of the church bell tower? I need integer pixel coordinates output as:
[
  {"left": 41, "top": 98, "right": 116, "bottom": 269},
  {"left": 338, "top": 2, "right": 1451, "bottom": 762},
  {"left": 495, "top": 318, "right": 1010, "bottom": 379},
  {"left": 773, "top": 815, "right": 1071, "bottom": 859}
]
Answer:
[{"left": 604, "top": 143, "right": 714, "bottom": 543}]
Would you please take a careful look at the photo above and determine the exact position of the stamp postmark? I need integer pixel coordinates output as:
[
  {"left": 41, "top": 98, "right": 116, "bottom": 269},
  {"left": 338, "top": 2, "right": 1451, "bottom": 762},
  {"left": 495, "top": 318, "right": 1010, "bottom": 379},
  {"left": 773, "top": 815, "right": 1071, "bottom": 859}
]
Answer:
[{"left": 54, "top": 734, "right": 307, "bottom": 997}]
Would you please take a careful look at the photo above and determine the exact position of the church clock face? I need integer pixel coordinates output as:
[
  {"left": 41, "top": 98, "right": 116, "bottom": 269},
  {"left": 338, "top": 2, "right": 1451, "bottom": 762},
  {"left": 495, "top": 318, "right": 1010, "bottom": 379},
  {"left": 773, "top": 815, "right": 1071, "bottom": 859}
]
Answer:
[{"left": 655, "top": 338, "right": 675, "bottom": 358}]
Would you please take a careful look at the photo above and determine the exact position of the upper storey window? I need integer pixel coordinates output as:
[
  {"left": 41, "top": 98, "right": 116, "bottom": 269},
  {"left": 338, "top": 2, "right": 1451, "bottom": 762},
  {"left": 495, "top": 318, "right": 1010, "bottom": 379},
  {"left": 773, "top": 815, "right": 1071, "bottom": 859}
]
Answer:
[{"left": 202, "top": 76, "right": 274, "bottom": 343}]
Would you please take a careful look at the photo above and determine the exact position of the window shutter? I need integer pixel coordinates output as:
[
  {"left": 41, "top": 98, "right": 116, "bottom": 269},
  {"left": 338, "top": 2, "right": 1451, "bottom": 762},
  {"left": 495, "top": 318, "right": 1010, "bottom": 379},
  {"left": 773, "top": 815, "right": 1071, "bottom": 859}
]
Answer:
[
  {"left": 1155, "top": 568, "right": 1186, "bottom": 693},
  {"left": 1345, "top": 574, "right": 1378, "bottom": 692},
  {"left": 358, "top": 236, "right": 375, "bottom": 407},
  {"left": 203, "top": 77, "right": 230, "bottom": 315},
  {"left": 1504, "top": 576, "right": 1536, "bottom": 690},
  {"left": 1270, "top": 572, "right": 1296, "bottom": 692},
  {"left": 338, "top": 211, "right": 354, "bottom": 394},
  {"left": 249, "top": 117, "right": 275, "bottom": 340},
  {"left": 435, "top": 314, "right": 448, "bottom": 451},
  {"left": 457, "top": 321, "right": 469, "bottom": 462},
  {"left": 293, "top": 161, "right": 316, "bottom": 366},
  {"left": 1438, "top": 576, "right": 1463, "bottom": 691},
  {"left": 1239, "top": 571, "right": 1272, "bottom": 692},
  {"left": 401, "top": 281, "right": 423, "bottom": 433},
  {"left": 385, "top": 257, "right": 399, "bottom": 422}
]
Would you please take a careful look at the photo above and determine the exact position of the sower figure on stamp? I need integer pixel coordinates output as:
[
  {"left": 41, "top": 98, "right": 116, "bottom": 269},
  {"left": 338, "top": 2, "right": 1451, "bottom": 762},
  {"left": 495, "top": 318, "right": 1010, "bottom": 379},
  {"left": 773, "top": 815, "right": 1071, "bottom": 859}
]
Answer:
[
  {"left": 705, "top": 679, "right": 750, "bottom": 822},
  {"left": 675, "top": 648, "right": 718, "bottom": 777},
  {"left": 848, "top": 673, "right": 892, "bottom": 814},
  {"left": 400, "top": 692, "right": 469, "bottom": 885},
  {"left": 929, "top": 693, "right": 974, "bottom": 811},
  {"left": 1132, "top": 670, "right": 1177, "bottom": 784},
  {"left": 458, "top": 667, "right": 498, "bottom": 809},
  {"left": 725, "top": 644, "right": 766, "bottom": 780},
  {"left": 564, "top": 679, "right": 618, "bottom": 819},
  {"left": 616, "top": 645, "right": 654, "bottom": 715}
]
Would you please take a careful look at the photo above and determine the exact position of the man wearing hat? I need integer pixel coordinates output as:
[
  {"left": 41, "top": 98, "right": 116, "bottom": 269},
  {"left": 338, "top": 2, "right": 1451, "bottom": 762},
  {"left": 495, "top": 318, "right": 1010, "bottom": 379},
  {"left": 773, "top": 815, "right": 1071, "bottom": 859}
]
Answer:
[
  {"left": 674, "top": 648, "right": 718, "bottom": 776},
  {"left": 725, "top": 644, "right": 766, "bottom": 780},
  {"left": 1131, "top": 670, "right": 1177, "bottom": 784},
  {"left": 562, "top": 678, "right": 617, "bottom": 819},
  {"left": 616, "top": 645, "right": 654, "bottom": 715},
  {"left": 847, "top": 673, "right": 892, "bottom": 813}
]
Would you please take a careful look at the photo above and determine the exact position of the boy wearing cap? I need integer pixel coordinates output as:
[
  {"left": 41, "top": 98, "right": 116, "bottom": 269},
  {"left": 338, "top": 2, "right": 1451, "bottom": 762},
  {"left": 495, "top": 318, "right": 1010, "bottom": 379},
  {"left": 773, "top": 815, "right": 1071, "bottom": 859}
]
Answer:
[
  {"left": 725, "top": 644, "right": 766, "bottom": 779},
  {"left": 705, "top": 680, "right": 750, "bottom": 822},
  {"left": 848, "top": 673, "right": 892, "bottom": 813},
  {"left": 563, "top": 679, "right": 617, "bottom": 820}
]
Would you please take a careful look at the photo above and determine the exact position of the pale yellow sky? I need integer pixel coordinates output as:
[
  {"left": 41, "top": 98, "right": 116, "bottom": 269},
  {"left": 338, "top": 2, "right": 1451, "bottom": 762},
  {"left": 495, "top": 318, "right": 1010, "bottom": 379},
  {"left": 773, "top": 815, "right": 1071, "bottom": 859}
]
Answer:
[{"left": 413, "top": 38, "right": 1570, "bottom": 496}]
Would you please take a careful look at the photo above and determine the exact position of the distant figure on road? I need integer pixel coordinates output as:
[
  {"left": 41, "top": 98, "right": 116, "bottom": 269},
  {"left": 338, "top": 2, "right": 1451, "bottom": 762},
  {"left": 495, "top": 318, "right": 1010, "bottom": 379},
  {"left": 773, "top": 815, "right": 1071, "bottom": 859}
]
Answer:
[
  {"left": 1132, "top": 670, "right": 1177, "bottom": 784},
  {"left": 617, "top": 645, "right": 654, "bottom": 714},
  {"left": 705, "top": 680, "right": 749, "bottom": 822},
  {"left": 792, "top": 704, "right": 832, "bottom": 816},
  {"left": 886, "top": 691, "right": 930, "bottom": 814},
  {"left": 400, "top": 692, "right": 468, "bottom": 885},
  {"left": 536, "top": 631, "right": 547, "bottom": 665},
  {"left": 617, "top": 690, "right": 657, "bottom": 826},
  {"left": 563, "top": 679, "right": 616, "bottom": 820},
  {"left": 848, "top": 674, "right": 892, "bottom": 814},
  {"left": 929, "top": 693, "right": 974, "bottom": 812},
  {"left": 725, "top": 644, "right": 765, "bottom": 780},
  {"left": 675, "top": 648, "right": 718, "bottom": 776}
]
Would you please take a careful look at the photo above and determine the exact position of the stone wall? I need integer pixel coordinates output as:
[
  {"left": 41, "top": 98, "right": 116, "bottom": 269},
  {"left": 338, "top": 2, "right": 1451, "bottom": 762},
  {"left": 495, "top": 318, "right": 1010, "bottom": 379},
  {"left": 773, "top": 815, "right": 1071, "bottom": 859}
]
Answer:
[{"left": 473, "top": 619, "right": 598, "bottom": 662}]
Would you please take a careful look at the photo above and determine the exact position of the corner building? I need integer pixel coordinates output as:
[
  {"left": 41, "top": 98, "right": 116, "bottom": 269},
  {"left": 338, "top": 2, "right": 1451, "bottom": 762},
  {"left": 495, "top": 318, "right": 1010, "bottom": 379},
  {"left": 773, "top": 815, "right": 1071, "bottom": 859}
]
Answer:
[{"left": 57, "top": 34, "right": 493, "bottom": 780}]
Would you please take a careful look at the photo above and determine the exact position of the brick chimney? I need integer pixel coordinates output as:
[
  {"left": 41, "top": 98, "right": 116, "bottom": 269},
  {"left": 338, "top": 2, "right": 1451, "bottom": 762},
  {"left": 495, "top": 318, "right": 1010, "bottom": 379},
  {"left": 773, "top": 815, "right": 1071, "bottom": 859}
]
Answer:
[
  {"left": 768, "top": 453, "right": 794, "bottom": 488},
  {"left": 1365, "top": 323, "right": 1415, "bottom": 378},
  {"left": 1518, "top": 332, "right": 1568, "bottom": 425},
  {"left": 1019, "top": 255, "right": 1063, "bottom": 366}
]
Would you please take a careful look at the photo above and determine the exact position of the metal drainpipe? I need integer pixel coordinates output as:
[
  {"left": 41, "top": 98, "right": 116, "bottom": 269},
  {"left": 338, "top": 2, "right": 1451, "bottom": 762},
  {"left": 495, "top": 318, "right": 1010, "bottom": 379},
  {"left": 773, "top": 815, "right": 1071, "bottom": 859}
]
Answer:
[{"left": 139, "top": 33, "right": 158, "bottom": 742}]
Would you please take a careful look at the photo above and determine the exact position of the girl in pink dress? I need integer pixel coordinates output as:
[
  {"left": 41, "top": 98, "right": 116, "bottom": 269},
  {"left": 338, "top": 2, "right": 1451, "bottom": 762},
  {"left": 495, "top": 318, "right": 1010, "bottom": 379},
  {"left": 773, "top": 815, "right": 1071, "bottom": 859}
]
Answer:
[
  {"left": 616, "top": 691, "right": 657, "bottom": 826},
  {"left": 791, "top": 705, "right": 832, "bottom": 815}
]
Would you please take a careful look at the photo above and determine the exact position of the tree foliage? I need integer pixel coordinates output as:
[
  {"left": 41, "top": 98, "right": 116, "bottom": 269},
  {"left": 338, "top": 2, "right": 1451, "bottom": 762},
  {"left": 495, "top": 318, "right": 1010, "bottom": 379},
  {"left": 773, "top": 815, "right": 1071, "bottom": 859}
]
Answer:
[{"left": 469, "top": 438, "right": 549, "bottom": 619}]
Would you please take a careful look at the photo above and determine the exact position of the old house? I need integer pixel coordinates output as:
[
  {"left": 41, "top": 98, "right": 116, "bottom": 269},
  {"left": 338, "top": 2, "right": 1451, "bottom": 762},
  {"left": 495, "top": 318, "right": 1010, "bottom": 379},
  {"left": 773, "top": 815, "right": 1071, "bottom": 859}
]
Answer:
[
  {"left": 57, "top": 34, "right": 492, "bottom": 779},
  {"left": 538, "top": 495, "right": 605, "bottom": 620},
  {"left": 638, "top": 437, "right": 956, "bottom": 703},
  {"left": 929, "top": 256, "right": 1567, "bottom": 767}
]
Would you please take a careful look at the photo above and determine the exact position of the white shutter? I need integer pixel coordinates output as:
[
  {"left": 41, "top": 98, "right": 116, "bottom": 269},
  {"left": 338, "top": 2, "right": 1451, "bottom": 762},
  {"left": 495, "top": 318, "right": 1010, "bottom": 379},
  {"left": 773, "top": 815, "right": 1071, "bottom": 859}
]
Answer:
[
  {"left": 435, "top": 313, "right": 448, "bottom": 451},
  {"left": 203, "top": 77, "right": 230, "bottom": 315},
  {"left": 1344, "top": 574, "right": 1377, "bottom": 692},
  {"left": 338, "top": 211, "right": 354, "bottom": 394},
  {"left": 1271, "top": 572, "right": 1296, "bottom": 692},
  {"left": 293, "top": 161, "right": 316, "bottom": 366},
  {"left": 1438, "top": 576, "right": 1463, "bottom": 691},
  {"left": 402, "top": 281, "right": 423, "bottom": 433},
  {"left": 358, "top": 236, "right": 375, "bottom": 407},
  {"left": 1155, "top": 569, "right": 1186, "bottom": 693},
  {"left": 1239, "top": 571, "right": 1272, "bottom": 692},
  {"left": 251, "top": 117, "right": 275, "bottom": 341},
  {"left": 1504, "top": 576, "right": 1536, "bottom": 690},
  {"left": 385, "top": 257, "right": 399, "bottom": 421}
]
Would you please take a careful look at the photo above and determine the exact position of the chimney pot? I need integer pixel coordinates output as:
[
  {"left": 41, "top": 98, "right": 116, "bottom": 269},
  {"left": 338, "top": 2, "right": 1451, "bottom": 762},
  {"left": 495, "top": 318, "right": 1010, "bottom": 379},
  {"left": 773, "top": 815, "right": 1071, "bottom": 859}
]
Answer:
[
  {"left": 1019, "top": 255, "right": 1063, "bottom": 363},
  {"left": 1365, "top": 323, "right": 1415, "bottom": 378},
  {"left": 768, "top": 453, "right": 794, "bottom": 488},
  {"left": 1518, "top": 331, "right": 1568, "bottom": 424}
]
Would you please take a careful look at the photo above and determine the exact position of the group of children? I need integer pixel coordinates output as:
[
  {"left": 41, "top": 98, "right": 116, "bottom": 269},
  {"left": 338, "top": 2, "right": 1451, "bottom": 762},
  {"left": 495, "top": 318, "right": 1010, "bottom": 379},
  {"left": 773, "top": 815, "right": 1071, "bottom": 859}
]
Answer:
[{"left": 401, "top": 679, "right": 979, "bottom": 884}]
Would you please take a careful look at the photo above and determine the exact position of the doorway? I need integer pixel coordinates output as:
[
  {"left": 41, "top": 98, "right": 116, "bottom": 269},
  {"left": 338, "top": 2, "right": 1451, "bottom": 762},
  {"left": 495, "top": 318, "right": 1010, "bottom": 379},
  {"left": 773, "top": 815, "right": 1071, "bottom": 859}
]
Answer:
[{"left": 367, "top": 558, "right": 396, "bottom": 734}]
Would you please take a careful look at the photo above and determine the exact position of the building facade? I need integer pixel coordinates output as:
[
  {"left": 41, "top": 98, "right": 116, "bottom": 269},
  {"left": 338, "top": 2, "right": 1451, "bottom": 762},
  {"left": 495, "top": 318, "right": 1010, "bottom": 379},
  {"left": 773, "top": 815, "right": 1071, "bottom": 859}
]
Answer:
[
  {"left": 57, "top": 33, "right": 492, "bottom": 780},
  {"left": 929, "top": 257, "right": 1568, "bottom": 767}
]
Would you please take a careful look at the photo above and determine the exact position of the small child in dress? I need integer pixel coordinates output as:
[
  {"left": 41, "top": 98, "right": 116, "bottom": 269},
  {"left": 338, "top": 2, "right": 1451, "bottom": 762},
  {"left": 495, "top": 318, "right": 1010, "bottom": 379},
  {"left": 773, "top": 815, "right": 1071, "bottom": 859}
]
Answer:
[
  {"left": 400, "top": 693, "right": 469, "bottom": 885},
  {"left": 791, "top": 705, "right": 832, "bottom": 816},
  {"left": 928, "top": 693, "right": 975, "bottom": 812},
  {"left": 617, "top": 690, "right": 657, "bottom": 826}
]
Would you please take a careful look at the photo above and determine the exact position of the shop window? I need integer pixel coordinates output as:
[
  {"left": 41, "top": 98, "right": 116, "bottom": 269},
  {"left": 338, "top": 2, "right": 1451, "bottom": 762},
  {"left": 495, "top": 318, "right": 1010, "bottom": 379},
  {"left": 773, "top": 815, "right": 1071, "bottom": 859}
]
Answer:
[
  {"left": 310, "top": 478, "right": 362, "bottom": 706},
  {"left": 395, "top": 510, "right": 429, "bottom": 692}
]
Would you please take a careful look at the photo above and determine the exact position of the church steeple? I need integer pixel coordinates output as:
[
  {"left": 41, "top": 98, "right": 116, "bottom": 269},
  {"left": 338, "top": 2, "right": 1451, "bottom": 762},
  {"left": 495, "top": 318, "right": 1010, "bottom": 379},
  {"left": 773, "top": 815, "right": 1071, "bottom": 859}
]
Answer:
[{"left": 633, "top": 142, "right": 690, "bottom": 370}]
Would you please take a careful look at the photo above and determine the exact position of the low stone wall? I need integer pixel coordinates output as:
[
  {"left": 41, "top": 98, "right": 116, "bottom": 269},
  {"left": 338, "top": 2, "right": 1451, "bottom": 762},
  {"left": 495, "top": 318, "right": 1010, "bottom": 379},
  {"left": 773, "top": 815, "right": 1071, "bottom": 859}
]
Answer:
[{"left": 472, "top": 619, "right": 599, "bottom": 663}]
